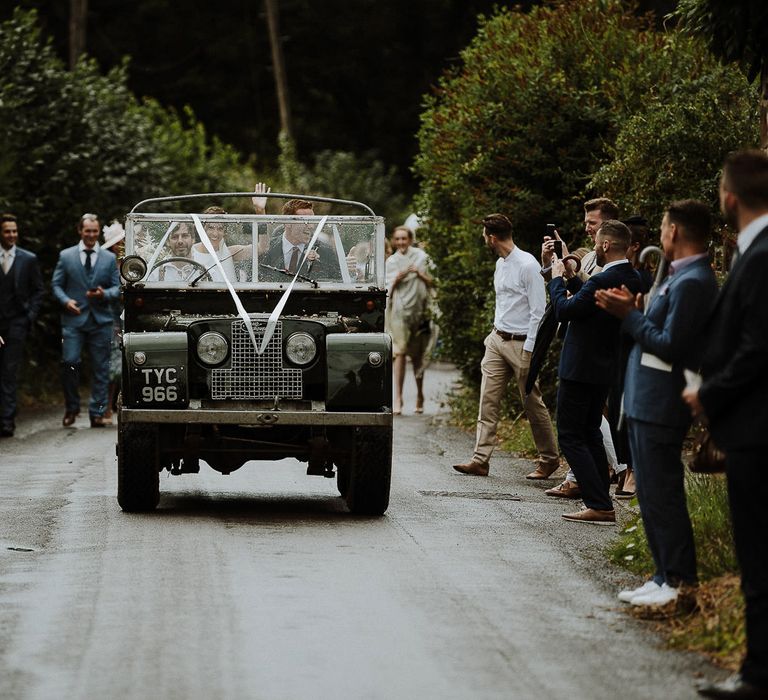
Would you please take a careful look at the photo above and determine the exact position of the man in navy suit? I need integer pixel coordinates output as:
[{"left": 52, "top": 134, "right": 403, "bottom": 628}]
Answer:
[
  {"left": 0, "top": 214, "right": 44, "bottom": 437},
  {"left": 596, "top": 200, "right": 717, "bottom": 610},
  {"left": 259, "top": 199, "right": 342, "bottom": 282},
  {"left": 549, "top": 220, "right": 641, "bottom": 524},
  {"left": 684, "top": 151, "right": 768, "bottom": 700},
  {"left": 52, "top": 213, "right": 120, "bottom": 428}
]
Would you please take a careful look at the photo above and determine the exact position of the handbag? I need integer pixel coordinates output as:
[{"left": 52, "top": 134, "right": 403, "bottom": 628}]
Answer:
[{"left": 689, "top": 425, "right": 726, "bottom": 474}]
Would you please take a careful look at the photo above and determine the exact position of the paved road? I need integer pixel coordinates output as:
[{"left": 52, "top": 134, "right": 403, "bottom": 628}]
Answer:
[{"left": 0, "top": 363, "right": 718, "bottom": 699}]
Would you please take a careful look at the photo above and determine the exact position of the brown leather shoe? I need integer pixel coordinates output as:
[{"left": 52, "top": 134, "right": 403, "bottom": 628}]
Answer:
[
  {"left": 544, "top": 480, "right": 581, "bottom": 498},
  {"left": 90, "top": 415, "right": 108, "bottom": 428},
  {"left": 453, "top": 461, "right": 489, "bottom": 477},
  {"left": 62, "top": 410, "right": 79, "bottom": 427},
  {"left": 526, "top": 461, "right": 560, "bottom": 480},
  {"left": 562, "top": 507, "right": 616, "bottom": 525}
]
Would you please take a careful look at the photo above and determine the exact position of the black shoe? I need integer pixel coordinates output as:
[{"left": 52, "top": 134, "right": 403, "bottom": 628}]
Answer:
[
  {"left": 0, "top": 424, "right": 14, "bottom": 438},
  {"left": 697, "top": 674, "right": 768, "bottom": 699},
  {"left": 90, "top": 415, "right": 108, "bottom": 428}
]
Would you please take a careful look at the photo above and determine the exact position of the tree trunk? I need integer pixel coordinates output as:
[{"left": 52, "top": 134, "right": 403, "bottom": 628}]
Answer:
[
  {"left": 264, "top": 0, "right": 293, "bottom": 141},
  {"left": 69, "top": 0, "right": 88, "bottom": 70}
]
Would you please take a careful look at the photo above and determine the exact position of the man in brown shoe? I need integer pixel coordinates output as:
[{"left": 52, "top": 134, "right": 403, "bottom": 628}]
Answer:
[
  {"left": 561, "top": 507, "right": 616, "bottom": 526},
  {"left": 453, "top": 214, "right": 559, "bottom": 478},
  {"left": 544, "top": 480, "right": 581, "bottom": 499}
]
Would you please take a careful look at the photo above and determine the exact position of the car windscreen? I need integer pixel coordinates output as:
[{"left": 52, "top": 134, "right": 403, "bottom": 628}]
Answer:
[{"left": 125, "top": 214, "right": 385, "bottom": 289}]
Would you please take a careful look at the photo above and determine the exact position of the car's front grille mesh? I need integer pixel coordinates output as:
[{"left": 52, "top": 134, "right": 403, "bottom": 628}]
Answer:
[{"left": 211, "top": 321, "right": 302, "bottom": 399}]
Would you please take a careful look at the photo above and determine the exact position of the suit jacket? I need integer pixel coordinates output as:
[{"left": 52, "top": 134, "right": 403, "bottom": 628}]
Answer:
[
  {"left": 549, "top": 261, "right": 641, "bottom": 384},
  {"left": 623, "top": 257, "right": 718, "bottom": 427},
  {"left": 52, "top": 244, "right": 120, "bottom": 327},
  {"left": 260, "top": 236, "right": 342, "bottom": 282},
  {"left": 700, "top": 225, "right": 768, "bottom": 449},
  {"left": 0, "top": 247, "right": 45, "bottom": 323}
]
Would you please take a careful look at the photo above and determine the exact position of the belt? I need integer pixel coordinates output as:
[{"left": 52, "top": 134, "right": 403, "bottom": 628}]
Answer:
[{"left": 494, "top": 327, "right": 527, "bottom": 342}]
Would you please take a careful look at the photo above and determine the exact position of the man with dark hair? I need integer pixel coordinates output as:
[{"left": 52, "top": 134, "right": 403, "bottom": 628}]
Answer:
[
  {"left": 684, "top": 150, "right": 768, "bottom": 699},
  {"left": 260, "top": 199, "right": 342, "bottom": 280},
  {"left": 596, "top": 200, "right": 717, "bottom": 609},
  {"left": 453, "top": 213, "right": 559, "bottom": 477},
  {"left": 549, "top": 220, "right": 641, "bottom": 524},
  {"left": 0, "top": 214, "right": 44, "bottom": 437},
  {"left": 53, "top": 213, "right": 120, "bottom": 427}
]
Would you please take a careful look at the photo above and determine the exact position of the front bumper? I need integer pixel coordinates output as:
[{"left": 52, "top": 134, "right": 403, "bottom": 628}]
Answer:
[{"left": 120, "top": 406, "right": 392, "bottom": 426}]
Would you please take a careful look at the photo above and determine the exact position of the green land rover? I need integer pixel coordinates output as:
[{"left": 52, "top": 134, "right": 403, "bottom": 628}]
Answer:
[{"left": 116, "top": 193, "right": 392, "bottom": 515}]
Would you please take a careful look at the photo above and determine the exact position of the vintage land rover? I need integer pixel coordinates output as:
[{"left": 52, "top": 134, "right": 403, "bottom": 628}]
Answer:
[{"left": 117, "top": 193, "right": 392, "bottom": 515}]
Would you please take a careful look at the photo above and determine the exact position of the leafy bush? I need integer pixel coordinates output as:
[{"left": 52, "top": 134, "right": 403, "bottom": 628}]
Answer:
[
  {"left": 590, "top": 67, "right": 758, "bottom": 222},
  {"left": 413, "top": 0, "right": 757, "bottom": 385},
  {"left": 0, "top": 8, "right": 254, "bottom": 382}
]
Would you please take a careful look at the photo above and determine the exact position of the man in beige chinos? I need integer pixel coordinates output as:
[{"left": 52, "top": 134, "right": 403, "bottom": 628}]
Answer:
[{"left": 453, "top": 214, "right": 559, "bottom": 478}]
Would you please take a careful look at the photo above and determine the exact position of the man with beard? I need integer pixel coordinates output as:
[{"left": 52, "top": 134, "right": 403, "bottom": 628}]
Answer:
[
  {"left": 684, "top": 150, "right": 768, "bottom": 699},
  {"left": 549, "top": 220, "right": 641, "bottom": 524},
  {"left": 0, "top": 214, "right": 44, "bottom": 437},
  {"left": 148, "top": 222, "right": 197, "bottom": 281},
  {"left": 453, "top": 213, "right": 559, "bottom": 478},
  {"left": 596, "top": 200, "right": 717, "bottom": 609}
]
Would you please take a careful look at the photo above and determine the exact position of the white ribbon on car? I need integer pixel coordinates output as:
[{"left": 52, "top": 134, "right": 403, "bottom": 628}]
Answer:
[
  {"left": 190, "top": 213, "right": 327, "bottom": 356},
  {"left": 191, "top": 214, "right": 259, "bottom": 352},
  {"left": 259, "top": 215, "right": 328, "bottom": 353},
  {"left": 145, "top": 221, "right": 178, "bottom": 273}
]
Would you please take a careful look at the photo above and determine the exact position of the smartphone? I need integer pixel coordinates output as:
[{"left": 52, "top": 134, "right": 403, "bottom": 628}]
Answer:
[{"left": 546, "top": 224, "right": 562, "bottom": 257}]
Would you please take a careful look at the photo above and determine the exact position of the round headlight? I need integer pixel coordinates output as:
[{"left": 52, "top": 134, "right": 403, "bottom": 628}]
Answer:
[
  {"left": 121, "top": 255, "right": 148, "bottom": 283},
  {"left": 196, "top": 331, "right": 228, "bottom": 366},
  {"left": 285, "top": 332, "right": 317, "bottom": 366}
]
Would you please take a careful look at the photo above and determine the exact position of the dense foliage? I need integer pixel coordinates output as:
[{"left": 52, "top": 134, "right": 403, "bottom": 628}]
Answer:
[
  {"left": 414, "top": 0, "right": 757, "bottom": 382},
  {"left": 0, "top": 8, "right": 254, "bottom": 376},
  {"left": 590, "top": 58, "right": 758, "bottom": 223}
]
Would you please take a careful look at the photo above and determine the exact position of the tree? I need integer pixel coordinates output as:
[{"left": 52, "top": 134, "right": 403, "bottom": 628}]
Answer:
[
  {"left": 675, "top": 0, "right": 768, "bottom": 148},
  {"left": 413, "top": 0, "right": 679, "bottom": 379}
]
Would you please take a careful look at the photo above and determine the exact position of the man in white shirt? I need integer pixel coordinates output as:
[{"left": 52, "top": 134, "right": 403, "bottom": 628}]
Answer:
[{"left": 454, "top": 214, "right": 559, "bottom": 477}]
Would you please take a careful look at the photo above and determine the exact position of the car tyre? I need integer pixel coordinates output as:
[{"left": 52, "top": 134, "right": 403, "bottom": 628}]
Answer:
[
  {"left": 117, "top": 421, "right": 160, "bottom": 512},
  {"left": 344, "top": 426, "right": 391, "bottom": 515}
]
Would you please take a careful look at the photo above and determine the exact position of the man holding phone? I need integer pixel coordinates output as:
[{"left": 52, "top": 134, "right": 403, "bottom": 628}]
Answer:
[{"left": 52, "top": 213, "right": 120, "bottom": 428}]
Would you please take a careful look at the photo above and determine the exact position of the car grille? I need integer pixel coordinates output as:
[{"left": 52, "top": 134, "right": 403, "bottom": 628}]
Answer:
[{"left": 211, "top": 320, "right": 302, "bottom": 400}]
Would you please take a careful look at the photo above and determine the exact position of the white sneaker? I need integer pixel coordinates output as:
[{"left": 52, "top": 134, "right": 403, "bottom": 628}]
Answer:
[
  {"left": 618, "top": 580, "right": 660, "bottom": 603},
  {"left": 631, "top": 582, "right": 679, "bottom": 607}
]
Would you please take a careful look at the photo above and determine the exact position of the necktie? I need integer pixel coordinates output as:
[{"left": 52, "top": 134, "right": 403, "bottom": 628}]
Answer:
[
  {"left": 1, "top": 251, "right": 9, "bottom": 274},
  {"left": 288, "top": 246, "right": 300, "bottom": 273},
  {"left": 84, "top": 249, "right": 94, "bottom": 274}
]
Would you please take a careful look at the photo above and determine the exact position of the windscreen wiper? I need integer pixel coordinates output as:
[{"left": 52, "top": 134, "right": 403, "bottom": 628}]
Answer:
[
  {"left": 190, "top": 251, "right": 238, "bottom": 287},
  {"left": 259, "top": 263, "right": 318, "bottom": 288}
]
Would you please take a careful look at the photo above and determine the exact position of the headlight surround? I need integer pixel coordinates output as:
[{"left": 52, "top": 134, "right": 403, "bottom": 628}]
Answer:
[
  {"left": 196, "top": 331, "right": 229, "bottom": 366},
  {"left": 285, "top": 332, "right": 317, "bottom": 366},
  {"left": 120, "top": 255, "right": 148, "bottom": 283}
]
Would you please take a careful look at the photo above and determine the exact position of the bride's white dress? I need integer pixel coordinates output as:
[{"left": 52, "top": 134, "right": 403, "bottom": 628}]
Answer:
[{"left": 192, "top": 242, "right": 238, "bottom": 283}]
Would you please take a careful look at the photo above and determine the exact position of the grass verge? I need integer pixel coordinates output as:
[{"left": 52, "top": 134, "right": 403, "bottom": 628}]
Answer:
[
  {"left": 444, "top": 380, "right": 745, "bottom": 669},
  {"left": 608, "top": 472, "right": 744, "bottom": 669}
]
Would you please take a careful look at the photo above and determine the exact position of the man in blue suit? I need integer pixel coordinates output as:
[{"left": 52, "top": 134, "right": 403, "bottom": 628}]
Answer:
[
  {"left": 52, "top": 213, "right": 120, "bottom": 427},
  {"left": 0, "top": 214, "right": 44, "bottom": 437},
  {"left": 684, "top": 151, "right": 768, "bottom": 700},
  {"left": 596, "top": 200, "right": 717, "bottom": 610},
  {"left": 549, "top": 220, "right": 641, "bottom": 524}
]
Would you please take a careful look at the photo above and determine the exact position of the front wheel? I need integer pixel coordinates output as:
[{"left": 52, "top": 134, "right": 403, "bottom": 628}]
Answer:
[
  {"left": 344, "top": 427, "right": 392, "bottom": 515},
  {"left": 117, "top": 422, "right": 160, "bottom": 512}
]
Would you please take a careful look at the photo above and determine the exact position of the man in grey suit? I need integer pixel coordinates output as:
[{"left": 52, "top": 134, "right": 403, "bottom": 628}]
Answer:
[
  {"left": 52, "top": 213, "right": 120, "bottom": 428},
  {"left": 596, "top": 200, "right": 717, "bottom": 610},
  {"left": 0, "top": 214, "right": 44, "bottom": 437},
  {"left": 683, "top": 151, "right": 768, "bottom": 700}
]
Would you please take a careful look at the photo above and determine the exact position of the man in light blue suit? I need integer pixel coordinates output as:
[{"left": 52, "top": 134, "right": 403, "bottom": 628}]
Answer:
[
  {"left": 52, "top": 214, "right": 120, "bottom": 427},
  {"left": 596, "top": 200, "right": 718, "bottom": 610}
]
